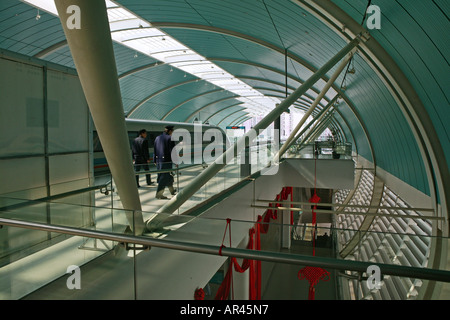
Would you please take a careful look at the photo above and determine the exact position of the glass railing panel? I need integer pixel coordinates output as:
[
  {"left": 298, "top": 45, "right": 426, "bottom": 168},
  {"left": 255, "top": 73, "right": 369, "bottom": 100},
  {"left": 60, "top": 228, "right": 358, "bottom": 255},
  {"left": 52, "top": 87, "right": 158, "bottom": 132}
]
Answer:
[
  {"left": 231, "top": 260, "right": 450, "bottom": 300},
  {"left": 0, "top": 175, "right": 114, "bottom": 222},
  {"left": 0, "top": 176, "right": 95, "bottom": 203},
  {"left": 176, "top": 165, "right": 212, "bottom": 214},
  {"left": 0, "top": 229, "right": 115, "bottom": 300},
  {"left": 1, "top": 198, "right": 94, "bottom": 228},
  {"left": 0, "top": 196, "right": 131, "bottom": 258},
  {"left": 0, "top": 195, "right": 448, "bottom": 300},
  {"left": 3, "top": 195, "right": 446, "bottom": 271},
  {"left": 171, "top": 159, "right": 244, "bottom": 214},
  {"left": 0, "top": 196, "right": 152, "bottom": 299},
  {"left": 105, "top": 141, "right": 282, "bottom": 215},
  {"left": 224, "top": 159, "right": 242, "bottom": 187}
]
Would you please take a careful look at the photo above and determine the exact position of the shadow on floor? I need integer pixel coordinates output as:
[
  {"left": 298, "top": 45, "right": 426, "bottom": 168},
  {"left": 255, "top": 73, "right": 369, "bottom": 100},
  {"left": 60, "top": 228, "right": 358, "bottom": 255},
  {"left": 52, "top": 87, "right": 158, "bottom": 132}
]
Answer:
[{"left": 262, "top": 240, "right": 338, "bottom": 300}]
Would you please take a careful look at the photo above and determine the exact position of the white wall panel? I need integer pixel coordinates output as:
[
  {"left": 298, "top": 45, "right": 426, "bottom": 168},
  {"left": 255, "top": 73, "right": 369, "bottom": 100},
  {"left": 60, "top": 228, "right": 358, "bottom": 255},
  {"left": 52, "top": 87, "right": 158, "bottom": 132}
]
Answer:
[
  {"left": 49, "top": 153, "right": 89, "bottom": 195},
  {"left": 0, "top": 157, "right": 46, "bottom": 197},
  {"left": 47, "top": 70, "right": 88, "bottom": 153},
  {"left": 0, "top": 54, "right": 95, "bottom": 298},
  {"left": 0, "top": 58, "right": 44, "bottom": 156}
]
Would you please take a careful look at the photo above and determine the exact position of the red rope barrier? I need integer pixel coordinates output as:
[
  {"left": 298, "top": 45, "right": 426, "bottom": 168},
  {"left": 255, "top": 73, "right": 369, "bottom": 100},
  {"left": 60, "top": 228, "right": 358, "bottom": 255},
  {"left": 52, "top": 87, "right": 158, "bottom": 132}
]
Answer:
[
  {"left": 215, "top": 218, "right": 233, "bottom": 300},
  {"left": 290, "top": 186, "right": 294, "bottom": 225},
  {"left": 212, "top": 187, "right": 293, "bottom": 300},
  {"left": 297, "top": 156, "right": 330, "bottom": 300},
  {"left": 199, "top": 184, "right": 331, "bottom": 301},
  {"left": 297, "top": 266, "right": 330, "bottom": 300},
  {"left": 255, "top": 187, "right": 293, "bottom": 299},
  {"left": 194, "top": 288, "right": 205, "bottom": 300}
]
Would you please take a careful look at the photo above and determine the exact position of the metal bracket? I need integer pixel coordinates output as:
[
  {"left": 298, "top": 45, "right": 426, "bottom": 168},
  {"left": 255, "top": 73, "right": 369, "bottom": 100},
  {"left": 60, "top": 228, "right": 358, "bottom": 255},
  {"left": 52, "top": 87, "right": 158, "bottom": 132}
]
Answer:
[{"left": 118, "top": 242, "right": 151, "bottom": 251}]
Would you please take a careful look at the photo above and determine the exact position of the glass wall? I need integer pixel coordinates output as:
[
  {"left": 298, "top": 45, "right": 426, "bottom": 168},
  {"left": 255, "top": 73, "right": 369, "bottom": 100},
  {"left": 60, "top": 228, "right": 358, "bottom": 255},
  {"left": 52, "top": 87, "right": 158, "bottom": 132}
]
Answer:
[
  {"left": 0, "top": 54, "right": 93, "bottom": 299},
  {"left": 1, "top": 194, "right": 448, "bottom": 300}
]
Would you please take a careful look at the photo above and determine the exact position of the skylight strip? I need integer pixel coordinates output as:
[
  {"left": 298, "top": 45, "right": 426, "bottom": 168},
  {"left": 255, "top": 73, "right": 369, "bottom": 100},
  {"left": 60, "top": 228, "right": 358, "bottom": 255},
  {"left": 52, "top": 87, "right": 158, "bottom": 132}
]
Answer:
[
  {"left": 107, "top": 7, "right": 137, "bottom": 23},
  {"left": 109, "top": 20, "right": 151, "bottom": 32},
  {"left": 171, "top": 61, "right": 212, "bottom": 68},
  {"left": 111, "top": 29, "right": 165, "bottom": 42},
  {"left": 163, "top": 54, "right": 206, "bottom": 64},
  {"left": 22, "top": 0, "right": 57, "bottom": 15},
  {"left": 177, "top": 63, "right": 218, "bottom": 74},
  {"left": 22, "top": 0, "right": 281, "bottom": 116},
  {"left": 105, "top": 0, "right": 118, "bottom": 8},
  {"left": 196, "top": 73, "right": 232, "bottom": 80}
]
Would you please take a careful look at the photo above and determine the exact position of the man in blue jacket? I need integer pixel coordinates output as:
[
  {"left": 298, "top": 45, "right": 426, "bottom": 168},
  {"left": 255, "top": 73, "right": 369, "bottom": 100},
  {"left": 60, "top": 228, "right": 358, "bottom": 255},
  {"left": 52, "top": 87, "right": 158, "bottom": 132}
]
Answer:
[
  {"left": 154, "top": 125, "right": 176, "bottom": 199},
  {"left": 132, "top": 129, "right": 153, "bottom": 187}
]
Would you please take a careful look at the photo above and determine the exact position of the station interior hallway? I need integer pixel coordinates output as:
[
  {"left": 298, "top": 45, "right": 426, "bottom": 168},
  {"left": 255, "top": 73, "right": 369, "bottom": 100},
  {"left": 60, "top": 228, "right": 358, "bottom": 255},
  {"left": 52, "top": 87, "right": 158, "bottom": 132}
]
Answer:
[{"left": 0, "top": 0, "right": 448, "bottom": 301}]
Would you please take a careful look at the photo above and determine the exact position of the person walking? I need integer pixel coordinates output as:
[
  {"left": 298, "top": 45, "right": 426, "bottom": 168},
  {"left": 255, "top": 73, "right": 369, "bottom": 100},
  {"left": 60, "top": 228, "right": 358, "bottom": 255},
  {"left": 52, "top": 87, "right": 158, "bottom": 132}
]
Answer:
[
  {"left": 154, "top": 125, "right": 176, "bottom": 199},
  {"left": 132, "top": 129, "right": 153, "bottom": 188}
]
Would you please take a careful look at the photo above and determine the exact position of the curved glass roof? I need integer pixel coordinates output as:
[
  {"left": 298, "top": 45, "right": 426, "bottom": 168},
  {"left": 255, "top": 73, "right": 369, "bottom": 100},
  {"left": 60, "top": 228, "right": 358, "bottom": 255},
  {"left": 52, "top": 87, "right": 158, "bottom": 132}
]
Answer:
[{"left": 1, "top": 0, "right": 449, "bottom": 203}]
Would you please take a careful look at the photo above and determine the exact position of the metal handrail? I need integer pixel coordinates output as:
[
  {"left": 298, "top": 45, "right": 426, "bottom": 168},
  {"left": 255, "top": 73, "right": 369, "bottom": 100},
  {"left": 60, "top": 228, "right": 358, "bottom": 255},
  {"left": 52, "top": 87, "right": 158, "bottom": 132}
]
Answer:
[
  {"left": 1, "top": 217, "right": 449, "bottom": 283},
  {"left": 0, "top": 183, "right": 111, "bottom": 212}
]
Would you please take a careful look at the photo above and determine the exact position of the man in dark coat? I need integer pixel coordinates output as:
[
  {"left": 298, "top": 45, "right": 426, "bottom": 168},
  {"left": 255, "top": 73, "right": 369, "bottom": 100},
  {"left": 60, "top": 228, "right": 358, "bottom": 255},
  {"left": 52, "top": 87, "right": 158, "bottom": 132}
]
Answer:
[
  {"left": 154, "top": 125, "right": 176, "bottom": 199},
  {"left": 132, "top": 129, "right": 153, "bottom": 187}
]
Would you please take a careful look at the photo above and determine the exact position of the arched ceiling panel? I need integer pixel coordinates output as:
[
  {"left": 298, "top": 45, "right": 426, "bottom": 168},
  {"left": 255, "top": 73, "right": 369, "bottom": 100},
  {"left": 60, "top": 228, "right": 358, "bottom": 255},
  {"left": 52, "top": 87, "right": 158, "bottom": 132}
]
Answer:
[
  {"left": 208, "top": 105, "right": 246, "bottom": 126},
  {"left": 332, "top": 0, "right": 449, "bottom": 188},
  {"left": 126, "top": 100, "right": 168, "bottom": 121},
  {"left": 112, "top": 42, "right": 159, "bottom": 75},
  {"left": 221, "top": 111, "right": 250, "bottom": 129},
  {"left": 233, "top": 116, "right": 252, "bottom": 127},
  {"left": 0, "top": 1, "right": 64, "bottom": 56},
  {"left": 261, "top": 0, "right": 349, "bottom": 68},
  {"left": 40, "top": 44, "right": 74, "bottom": 67},
  {"left": 153, "top": 26, "right": 340, "bottom": 102},
  {"left": 165, "top": 93, "right": 242, "bottom": 123},
  {"left": 1, "top": 0, "right": 447, "bottom": 202},
  {"left": 120, "top": 0, "right": 282, "bottom": 43},
  {"left": 212, "top": 60, "right": 338, "bottom": 107},
  {"left": 335, "top": 105, "right": 371, "bottom": 163},
  {"left": 132, "top": 82, "right": 239, "bottom": 121},
  {"left": 342, "top": 54, "right": 429, "bottom": 194},
  {"left": 119, "top": 64, "right": 186, "bottom": 113},
  {"left": 184, "top": 96, "right": 244, "bottom": 122}
]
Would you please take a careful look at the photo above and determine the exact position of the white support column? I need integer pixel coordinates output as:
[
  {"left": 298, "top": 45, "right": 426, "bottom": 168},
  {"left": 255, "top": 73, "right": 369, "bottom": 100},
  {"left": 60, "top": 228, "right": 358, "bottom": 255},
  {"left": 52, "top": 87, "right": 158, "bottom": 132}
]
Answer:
[{"left": 54, "top": 0, "right": 145, "bottom": 234}]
